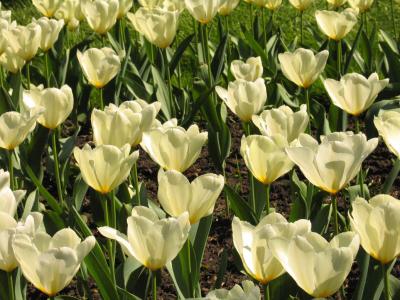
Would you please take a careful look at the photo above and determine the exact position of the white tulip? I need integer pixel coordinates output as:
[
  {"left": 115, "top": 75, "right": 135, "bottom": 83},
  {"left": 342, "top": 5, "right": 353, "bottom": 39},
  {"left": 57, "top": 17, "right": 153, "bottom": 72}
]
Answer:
[
  {"left": 374, "top": 109, "right": 400, "bottom": 158},
  {"left": 34, "top": 17, "right": 65, "bottom": 52},
  {"left": 315, "top": 9, "right": 358, "bottom": 41},
  {"left": 230, "top": 57, "right": 263, "bottom": 82},
  {"left": 81, "top": 0, "right": 119, "bottom": 34}
]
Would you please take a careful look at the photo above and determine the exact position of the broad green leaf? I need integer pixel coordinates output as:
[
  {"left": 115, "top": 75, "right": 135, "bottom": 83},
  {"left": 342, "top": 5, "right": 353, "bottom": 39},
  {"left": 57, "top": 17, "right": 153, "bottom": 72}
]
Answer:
[{"left": 224, "top": 185, "right": 257, "bottom": 224}]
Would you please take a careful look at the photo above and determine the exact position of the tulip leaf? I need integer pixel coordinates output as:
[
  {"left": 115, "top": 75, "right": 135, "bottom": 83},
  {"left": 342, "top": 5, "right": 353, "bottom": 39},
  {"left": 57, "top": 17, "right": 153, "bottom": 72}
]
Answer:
[
  {"left": 151, "top": 66, "right": 172, "bottom": 120},
  {"left": 0, "top": 87, "right": 15, "bottom": 113},
  {"left": 380, "top": 40, "right": 400, "bottom": 83},
  {"left": 211, "top": 34, "right": 228, "bottom": 82},
  {"left": 117, "top": 287, "right": 142, "bottom": 300},
  {"left": 169, "top": 34, "right": 194, "bottom": 75},
  {"left": 213, "top": 248, "right": 228, "bottom": 289},
  {"left": 241, "top": 32, "right": 268, "bottom": 66},
  {"left": 344, "top": 22, "right": 364, "bottom": 74},
  {"left": 73, "top": 175, "right": 88, "bottom": 211},
  {"left": 224, "top": 185, "right": 257, "bottom": 224}
]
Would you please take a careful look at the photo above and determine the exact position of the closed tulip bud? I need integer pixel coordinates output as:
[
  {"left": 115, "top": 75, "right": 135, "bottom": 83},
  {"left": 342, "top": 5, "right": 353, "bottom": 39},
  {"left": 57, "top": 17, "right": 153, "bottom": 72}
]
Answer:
[
  {"left": 278, "top": 48, "right": 329, "bottom": 89},
  {"left": 92, "top": 100, "right": 161, "bottom": 147},
  {"left": 289, "top": 0, "right": 313, "bottom": 11},
  {"left": 54, "top": 0, "right": 82, "bottom": 31},
  {"left": 0, "top": 170, "right": 26, "bottom": 216},
  {"left": 99, "top": 206, "right": 190, "bottom": 270},
  {"left": 74, "top": 144, "right": 138, "bottom": 194},
  {"left": 22, "top": 84, "right": 74, "bottom": 129},
  {"left": 127, "top": 8, "right": 179, "bottom": 49},
  {"left": 286, "top": 132, "right": 378, "bottom": 194},
  {"left": 216, "top": 78, "right": 267, "bottom": 122},
  {"left": 158, "top": 169, "right": 224, "bottom": 224},
  {"left": 0, "top": 213, "right": 43, "bottom": 272},
  {"left": 218, "top": 0, "right": 240, "bottom": 15},
  {"left": 241, "top": 134, "right": 294, "bottom": 185},
  {"left": 206, "top": 280, "right": 261, "bottom": 300},
  {"left": 252, "top": 104, "right": 309, "bottom": 143},
  {"left": 0, "top": 109, "right": 43, "bottom": 150},
  {"left": 6, "top": 23, "right": 42, "bottom": 62},
  {"left": 265, "top": 0, "right": 282, "bottom": 10},
  {"left": 0, "top": 49, "right": 26, "bottom": 74},
  {"left": 326, "top": 0, "right": 347, "bottom": 8},
  {"left": 34, "top": 17, "right": 65, "bottom": 52},
  {"left": 12, "top": 228, "right": 95, "bottom": 296},
  {"left": 81, "top": 0, "right": 119, "bottom": 34},
  {"left": 348, "top": 0, "right": 373, "bottom": 12},
  {"left": 374, "top": 110, "right": 400, "bottom": 158},
  {"left": 138, "top": 0, "right": 163, "bottom": 7},
  {"left": 232, "top": 214, "right": 311, "bottom": 284},
  {"left": 269, "top": 231, "right": 360, "bottom": 298},
  {"left": 230, "top": 57, "right": 263, "bottom": 81},
  {"left": 118, "top": 0, "right": 133, "bottom": 19},
  {"left": 185, "top": 0, "right": 227, "bottom": 24},
  {"left": 141, "top": 119, "right": 208, "bottom": 172},
  {"left": 350, "top": 195, "right": 400, "bottom": 264},
  {"left": 32, "top": 0, "right": 63, "bottom": 17},
  {"left": 324, "top": 73, "right": 388, "bottom": 116},
  {"left": 77, "top": 47, "right": 121, "bottom": 88},
  {"left": 315, "top": 9, "right": 358, "bottom": 41}
]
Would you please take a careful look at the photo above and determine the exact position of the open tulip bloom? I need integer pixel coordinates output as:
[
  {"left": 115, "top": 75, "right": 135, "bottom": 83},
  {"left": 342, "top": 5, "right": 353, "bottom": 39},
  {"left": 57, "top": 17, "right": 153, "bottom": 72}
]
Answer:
[
  {"left": 206, "top": 280, "right": 261, "bottom": 300},
  {"left": 230, "top": 56, "right": 263, "bottom": 82},
  {"left": 32, "top": 0, "right": 63, "bottom": 17},
  {"left": 81, "top": 0, "right": 119, "bottom": 35},
  {"left": 374, "top": 109, "right": 400, "bottom": 158},
  {"left": 315, "top": 9, "right": 358, "bottom": 41},
  {"left": 98, "top": 206, "right": 190, "bottom": 271},
  {"left": 184, "top": 0, "right": 228, "bottom": 24}
]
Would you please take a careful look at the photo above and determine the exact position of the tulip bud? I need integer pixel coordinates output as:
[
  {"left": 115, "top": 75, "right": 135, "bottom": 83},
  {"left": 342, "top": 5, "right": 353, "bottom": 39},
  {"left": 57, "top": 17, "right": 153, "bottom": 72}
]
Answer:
[
  {"left": 92, "top": 100, "right": 161, "bottom": 147},
  {"left": 216, "top": 78, "right": 267, "bottom": 122},
  {"left": 350, "top": 195, "right": 400, "bottom": 264},
  {"left": 348, "top": 0, "right": 373, "bottom": 12},
  {"left": 241, "top": 134, "right": 294, "bottom": 185},
  {"left": 218, "top": 0, "right": 240, "bottom": 16},
  {"left": 117, "top": 0, "right": 133, "bottom": 19},
  {"left": 230, "top": 57, "right": 263, "bottom": 81},
  {"left": 206, "top": 280, "right": 261, "bottom": 300},
  {"left": 289, "top": 0, "right": 313, "bottom": 11},
  {"left": 374, "top": 109, "right": 400, "bottom": 158},
  {"left": 278, "top": 48, "right": 329, "bottom": 89},
  {"left": 22, "top": 84, "right": 74, "bottom": 129},
  {"left": 54, "top": 0, "right": 82, "bottom": 31},
  {"left": 158, "top": 169, "right": 224, "bottom": 224},
  {"left": 34, "top": 17, "right": 65, "bottom": 52},
  {"left": 265, "top": 0, "right": 283, "bottom": 11},
  {"left": 32, "top": 0, "right": 63, "bottom": 17},
  {"left": 161, "top": 0, "right": 186, "bottom": 12},
  {"left": 269, "top": 231, "right": 360, "bottom": 298},
  {"left": 185, "top": 0, "right": 227, "bottom": 24},
  {"left": 77, "top": 47, "right": 121, "bottom": 88},
  {"left": 252, "top": 104, "right": 309, "bottom": 143},
  {"left": 315, "top": 9, "right": 358, "bottom": 41},
  {"left": 12, "top": 228, "right": 95, "bottom": 296},
  {"left": 286, "top": 132, "right": 378, "bottom": 194},
  {"left": 0, "top": 109, "right": 42, "bottom": 150},
  {"left": 99, "top": 206, "right": 190, "bottom": 270},
  {"left": 324, "top": 73, "right": 388, "bottom": 116},
  {"left": 326, "top": 0, "right": 347, "bottom": 8},
  {"left": 232, "top": 213, "right": 311, "bottom": 284},
  {"left": 141, "top": 119, "right": 208, "bottom": 172},
  {"left": 81, "top": 0, "right": 119, "bottom": 34},
  {"left": 6, "top": 23, "right": 42, "bottom": 62},
  {"left": 127, "top": 8, "right": 179, "bottom": 49}
]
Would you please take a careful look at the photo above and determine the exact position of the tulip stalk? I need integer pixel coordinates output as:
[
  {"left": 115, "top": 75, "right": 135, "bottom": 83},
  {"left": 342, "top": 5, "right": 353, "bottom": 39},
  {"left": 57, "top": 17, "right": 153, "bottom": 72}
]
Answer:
[
  {"left": 52, "top": 128, "right": 64, "bottom": 207},
  {"left": 265, "top": 184, "right": 271, "bottom": 214},
  {"left": 0, "top": 66, "right": 4, "bottom": 87},
  {"left": 304, "top": 88, "right": 311, "bottom": 134},
  {"left": 382, "top": 159, "right": 400, "bottom": 194},
  {"left": 243, "top": 122, "right": 256, "bottom": 212},
  {"left": 101, "top": 193, "right": 116, "bottom": 285},
  {"left": 99, "top": 88, "right": 104, "bottom": 110},
  {"left": 337, "top": 40, "right": 342, "bottom": 79},
  {"left": 152, "top": 271, "right": 157, "bottom": 300},
  {"left": 7, "top": 271, "right": 14, "bottom": 300},
  {"left": 109, "top": 191, "right": 117, "bottom": 286},
  {"left": 132, "top": 162, "right": 141, "bottom": 205},
  {"left": 163, "top": 48, "right": 174, "bottom": 115},
  {"left": 264, "top": 284, "right": 270, "bottom": 300},
  {"left": 26, "top": 63, "right": 31, "bottom": 89},
  {"left": 7, "top": 150, "right": 15, "bottom": 190},
  {"left": 331, "top": 194, "right": 339, "bottom": 236},
  {"left": 45, "top": 51, "right": 50, "bottom": 87},
  {"left": 382, "top": 263, "right": 391, "bottom": 300},
  {"left": 355, "top": 118, "right": 365, "bottom": 197}
]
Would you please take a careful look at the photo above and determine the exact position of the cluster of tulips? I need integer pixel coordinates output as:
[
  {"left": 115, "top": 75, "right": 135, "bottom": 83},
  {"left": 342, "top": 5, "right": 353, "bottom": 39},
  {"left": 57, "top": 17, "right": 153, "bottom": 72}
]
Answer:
[{"left": 0, "top": 0, "right": 400, "bottom": 299}]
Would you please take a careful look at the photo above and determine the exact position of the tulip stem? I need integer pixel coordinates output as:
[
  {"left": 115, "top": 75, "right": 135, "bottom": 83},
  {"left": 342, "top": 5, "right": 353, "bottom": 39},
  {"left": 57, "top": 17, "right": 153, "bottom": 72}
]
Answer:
[
  {"left": 152, "top": 271, "right": 157, "bottom": 300},
  {"left": 300, "top": 11, "right": 303, "bottom": 46},
  {"left": 304, "top": 88, "right": 311, "bottom": 134},
  {"left": 109, "top": 191, "right": 116, "bottom": 286},
  {"left": 337, "top": 40, "right": 342, "bottom": 79},
  {"left": 7, "top": 271, "right": 14, "bottom": 300},
  {"left": 26, "top": 62, "right": 31, "bottom": 89},
  {"left": 243, "top": 122, "right": 256, "bottom": 213},
  {"left": 331, "top": 194, "right": 339, "bottom": 236},
  {"left": 0, "top": 66, "right": 4, "bottom": 87},
  {"left": 45, "top": 51, "right": 50, "bottom": 87},
  {"left": 52, "top": 129, "right": 64, "bottom": 207},
  {"left": 382, "top": 263, "right": 391, "bottom": 300},
  {"left": 99, "top": 88, "right": 104, "bottom": 110},
  {"left": 390, "top": 0, "right": 397, "bottom": 40},
  {"left": 202, "top": 24, "right": 213, "bottom": 88},
  {"left": 187, "top": 239, "right": 193, "bottom": 296},
  {"left": 163, "top": 48, "right": 174, "bottom": 116},
  {"left": 355, "top": 118, "right": 365, "bottom": 197},
  {"left": 265, "top": 184, "right": 271, "bottom": 214},
  {"left": 132, "top": 162, "right": 141, "bottom": 205},
  {"left": 224, "top": 16, "right": 231, "bottom": 66},
  {"left": 102, "top": 194, "right": 116, "bottom": 285},
  {"left": 382, "top": 159, "right": 400, "bottom": 194},
  {"left": 7, "top": 150, "right": 15, "bottom": 191},
  {"left": 264, "top": 284, "right": 270, "bottom": 300}
]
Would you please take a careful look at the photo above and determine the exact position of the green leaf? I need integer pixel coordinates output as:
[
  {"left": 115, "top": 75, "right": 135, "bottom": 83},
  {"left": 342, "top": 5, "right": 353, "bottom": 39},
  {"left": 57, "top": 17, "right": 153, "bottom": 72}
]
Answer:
[
  {"left": 344, "top": 22, "right": 364, "bottom": 74},
  {"left": 224, "top": 185, "right": 257, "bottom": 224},
  {"left": 0, "top": 87, "right": 15, "bottom": 113},
  {"left": 170, "top": 34, "right": 194, "bottom": 75},
  {"left": 213, "top": 248, "right": 228, "bottom": 289},
  {"left": 117, "top": 287, "right": 142, "bottom": 300},
  {"left": 73, "top": 175, "right": 88, "bottom": 211},
  {"left": 151, "top": 66, "right": 172, "bottom": 119},
  {"left": 211, "top": 34, "right": 228, "bottom": 82}
]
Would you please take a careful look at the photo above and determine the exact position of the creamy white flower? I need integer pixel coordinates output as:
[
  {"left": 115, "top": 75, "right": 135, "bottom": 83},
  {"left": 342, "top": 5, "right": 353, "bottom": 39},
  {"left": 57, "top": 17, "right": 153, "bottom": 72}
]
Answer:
[
  {"left": 206, "top": 280, "right": 261, "bottom": 300},
  {"left": 218, "top": 0, "right": 240, "bottom": 15},
  {"left": 315, "top": 9, "right": 358, "bottom": 41},
  {"left": 34, "top": 17, "right": 65, "bottom": 52},
  {"left": 81, "top": 0, "right": 119, "bottom": 34},
  {"left": 374, "top": 110, "right": 400, "bottom": 158},
  {"left": 348, "top": 0, "right": 374, "bottom": 12},
  {"left": 230, "top": 57, "right": 263, "bottom": 81},
  {"left": 5, "top": 23, "right": 42, "bottom": 61},
  {"left": 289, "top": 0, "right": 313, "bottom": 11},
  {"left": 185, "top": 0, "right": 227, "bottom": 24},
  {"left": 32, "top": 0, "right": 63, "bottom": 17},
  {"left": 0, "top": 170, "right": 25, "bottom": 216}
]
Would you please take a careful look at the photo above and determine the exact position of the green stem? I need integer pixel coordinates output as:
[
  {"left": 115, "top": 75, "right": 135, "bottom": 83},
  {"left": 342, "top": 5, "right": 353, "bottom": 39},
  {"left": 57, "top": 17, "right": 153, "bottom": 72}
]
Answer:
[
  {"left": 337, "top": 40, "right": 342, "bottom": 79},
  {"left": 382, "top": 159, "right": 400, "bottom": 194},
  {"left": 193, "top": 18, "right": 198, "bottom": 57},
  {"left": 390, "top": 0, "right": 397, "bottom": 40},
  {"left": 109, "top": 191, "right": 116, "bottom": 285},
  {"left": 163, "top": 48, "right": 174, "bottom": 116},
  {"left": 305, "top": 88, "right": 311, "bottom": 134},
  {"left": 52, "top": 129, "right": 64, "bottom": 207},
  {"left": 243, "top": 122, "right": 256, "bottom": 213},
  {"left": 48, "top": 297, "right": 55, "bottom": 300},
  {"left": 265, "top": 184, "right": 271, "bottom": 214},
  {"left": 99, "top": 88, "right": 104, "bottom": 110},
  {"left": 225, "top": 16, "right": 231, "bottom": 66},
  {"left": 262, "top": 9, "right": 267, "bottom": 51},
  {"left": 45, "top": 51, "right": 50, "bottom": 87},
  {"left": 7, "top": 272, "right": 14, "bottom": 300},
  {"left": 355, "top": 118, "right": 365, "bottom": 197},
  {"left": 222, "top": 168, "right": 230, "bottom": 217},
  {"left": 102, "top": 193, "right": 115, "bottom": 285},
  {"left": 382, "top": 263, "right": 391, "bottom": 300},
  {"left": 152, "top": 271, "right": 157, "bottom": 300},
  {"left": 187, "top": 240, "right": 193, "bottom": 296},
  {"left": 26, "top": 62, "right": 31, "bottom": 89},
  {"left": 7, "top": 150, "right": 15, "bottom": 191},
  {"left": 364, "top": 12, "right": 368, "bottom": 34},
  {"left": 0, "top": 66, "right": 4, "bottom": 87},
  {"left": 132, "top": 162, "right": 141, "bottom": 205},
  {"left": 264, "top": 284, "right": 270, "bottom": 300},
  {"left": 203, "top": 24, "right": 213, "bottom": 88},
  {"left": 250, "top": 3, "right": 254, "bottom": 34},
  {"left": 331, "top": 193, "right": 339, "bottom": 236},
  {"left": 300, "top": 11, "right": 303, "bottom": 46}
]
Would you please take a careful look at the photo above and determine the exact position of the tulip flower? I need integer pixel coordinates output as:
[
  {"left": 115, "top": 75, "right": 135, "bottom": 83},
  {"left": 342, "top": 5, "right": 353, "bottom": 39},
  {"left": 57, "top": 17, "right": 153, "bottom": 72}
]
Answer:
[
  {"left": 138, "top": 0, "right": 163, "bottom": 7},
  {"left": 216, "top": 78, "right": 267, "bottom": 122},
  {"left": 0, "top": 3, "right": 11, "bottom": 22},
  {"left": 324, "top": 73, "right": 388, "bottom": 117},
  {"left": 326, "top": 0, "right": 347, "bottom": 8},
  {"left": 157, "top": 169, "right": 224, "bottom": 224},
  {"left": 230, "top": 57, "right": 263, "bottom": 81},
  {"left": 315, "top": 9, "right": 358, "bottom": 41},
  {"left": 74, "top": 144, "right": 138, "bottom": 194},
  {"left": 161, "top": 0, "right": 186, "bottom": 12},
  {"left": 81, "top": 0, "right": 119, "bottom": 34},
  {"left": 98, "top": 206, "right": 190, "bottom": 270},
  {"left": 0, "top": 49, "right": 26, "bottom": 74},
  {"left": 286, "top": 132, "right": 378, "bottom": 194},
  {"left": 185, "top": 0, "right": 227, "bottom": 24},
  {"left": 269, "top": 231, "right": 360, "bottom": 298},
  {"left": 206, "top": 280, "right": 261, "bottom": 300},
  {"left": 127, "top": 7, "right": 179, "bottom": 49},
  {"left": 0, "top": 169, "right": 25, "bottom": 216},
  {"left": 92, "top": 100, "right": 161, "bottom": 147},
  {"left": 0, "top": 213, "right": 43, "bottom": 272},
  {"left": 233, "top": 214, "right": 311, "bottom": 286},
  {"left": 374, "top": 110, "right": 400, "bottom": 158},
  {"left": 265, "top": 0, "right": 283, "bottom": 10},
  {"left": 0, "top": 109, "right": 42, "bottom": 150},
  {"left": 141, "top": 119, "right": 208, "bottom": 172},
  {"left": 77, "top": 47, "right": 121, "bottom": 89},
  {"left": 348, "top": 0, "right": 374, "bottom": 12},
  {"left": 12, "top": 228, "right": 95, "bottom": 297},
  {"left": 0, "top": 20, "right": 16, "bottom": 57},
  {"left": 240, "top": 134, "right": 294, "bottom": 186},
  {"left": 117, "top": 0, "right": 133, "bottom": 19},
  {"left": 6, "top": 23, "right": 42, "bottom": 62},
  {"left": 218, "top": 0, "right": 240, "bottom": 16},
  {"left": 32, "top": 0, "right": 63, "bottom": 17},
  {"left": 289, "top": 0, "right": 313, "bottom": 11},
  {"left": 278, "top": 48, "right": 329, "bottom": 89},
  {"left": 34, "top": 17, "right": 65, "bottom": 52},
  {"left": 22, "top": 84, "right": 74, "bottom": 129},
  {"left": 252, "top": 104, "right": 309, "bottom": 143},
  {"left": 350, "top": 195, "right": 400, "bottom": 264},
  {"left": 54, "top": 0, "right": 82, "bottom": 30}
]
